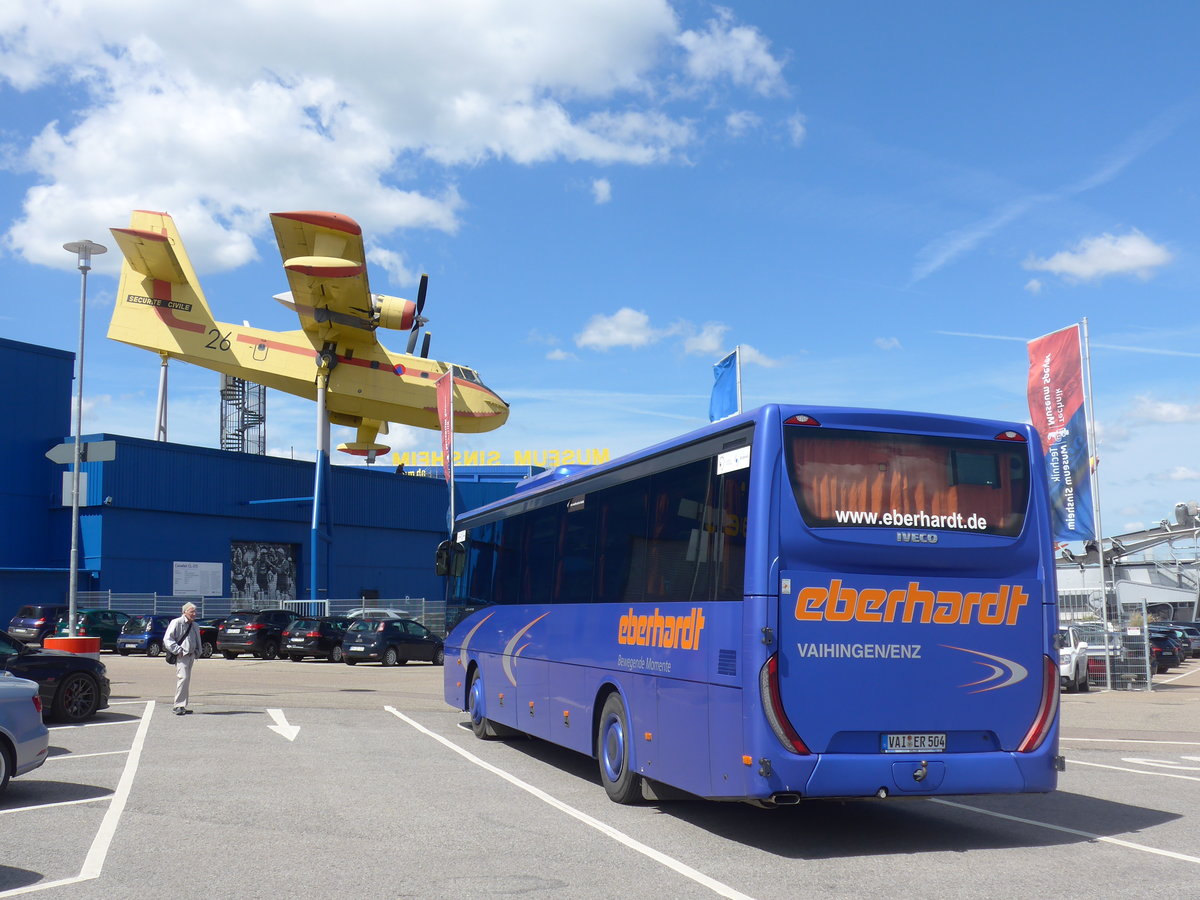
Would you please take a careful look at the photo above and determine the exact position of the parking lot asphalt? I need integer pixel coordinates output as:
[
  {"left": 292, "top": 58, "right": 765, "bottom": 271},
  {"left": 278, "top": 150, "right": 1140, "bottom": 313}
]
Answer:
[{"left": 1, "top": 653, "right": 1198, "bottom": 899}]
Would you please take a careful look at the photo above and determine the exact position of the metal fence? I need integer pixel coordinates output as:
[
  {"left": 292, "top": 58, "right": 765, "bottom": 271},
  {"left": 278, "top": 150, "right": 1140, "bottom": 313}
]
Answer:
[
  {"left": 1058, "top": 589, "right": 1154, "bottom": 691},
  {"left": 76, "top": 591, "right": 448, "bottom": 637}
]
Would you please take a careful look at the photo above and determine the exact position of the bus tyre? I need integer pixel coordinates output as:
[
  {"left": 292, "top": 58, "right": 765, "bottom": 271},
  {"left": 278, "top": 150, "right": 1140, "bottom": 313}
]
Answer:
[
  {"left": 597, "top": 693, "right": 643, "bottom": 804},
  {"left": 468, "top": 669, "right": 501, "bottom": 740}
]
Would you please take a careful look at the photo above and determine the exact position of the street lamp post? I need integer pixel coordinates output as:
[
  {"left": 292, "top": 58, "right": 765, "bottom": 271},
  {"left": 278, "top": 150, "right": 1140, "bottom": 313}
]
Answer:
[{"left": 63, "top": 239, "right": 107, "bottom": 637}]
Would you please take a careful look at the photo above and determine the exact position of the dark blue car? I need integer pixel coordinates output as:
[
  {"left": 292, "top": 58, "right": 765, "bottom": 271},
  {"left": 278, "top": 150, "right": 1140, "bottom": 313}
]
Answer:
[
  {"left": 117, "top": 615, "right": 173, "bottom": 657},
  {"left": 7, "top": 605, "right": 69, "bottom": 645}
]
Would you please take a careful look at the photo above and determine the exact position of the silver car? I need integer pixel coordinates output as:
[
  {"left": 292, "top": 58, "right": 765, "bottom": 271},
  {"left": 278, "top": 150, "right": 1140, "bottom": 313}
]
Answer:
[{"left": 0, "top": 671, "right": 49, "bottom": 794}]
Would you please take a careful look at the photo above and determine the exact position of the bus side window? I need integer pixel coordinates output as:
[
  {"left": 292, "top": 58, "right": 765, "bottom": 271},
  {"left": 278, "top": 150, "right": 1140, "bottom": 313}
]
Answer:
[
  {"left": 555, "top": 498, "right": 595, "bottom": 604},
  {"left": 645, "top": 459, "right": 715, "bottom": 603},
  {"left": 594, "top": 480, "right": 648, "bottom": 605},
  {"left": 524, "top": 506, "right": 558, "bottom": 603}
]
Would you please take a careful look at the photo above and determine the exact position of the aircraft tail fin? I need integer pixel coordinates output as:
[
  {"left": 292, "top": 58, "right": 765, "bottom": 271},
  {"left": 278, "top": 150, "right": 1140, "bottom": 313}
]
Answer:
[{"left": 107, "top": 210, "right": 217, "bottom": 354}]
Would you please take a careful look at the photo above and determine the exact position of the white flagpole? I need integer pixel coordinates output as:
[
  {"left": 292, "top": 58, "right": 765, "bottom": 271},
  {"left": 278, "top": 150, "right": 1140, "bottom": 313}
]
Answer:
[
  {"left": 1081, "top": 317, "right": 1111, "bottom": 688},
  {"left": 735, "top": 344, "right": 743, "bottom": 414}
]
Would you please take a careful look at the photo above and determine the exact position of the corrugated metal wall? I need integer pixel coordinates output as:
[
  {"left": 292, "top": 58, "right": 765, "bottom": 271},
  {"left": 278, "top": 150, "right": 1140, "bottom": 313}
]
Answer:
[
  {"left": 0, "top": 338, "right": 74, "bottom": 623},
  {"left": 1, "top": 338, "right": 526, "bottom": 619}
]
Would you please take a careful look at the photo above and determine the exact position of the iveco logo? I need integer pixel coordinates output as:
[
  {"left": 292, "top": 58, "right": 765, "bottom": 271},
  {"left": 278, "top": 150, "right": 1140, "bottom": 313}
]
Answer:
[{"left": 897, "top": 532, "right": 938, "bottom": 544}]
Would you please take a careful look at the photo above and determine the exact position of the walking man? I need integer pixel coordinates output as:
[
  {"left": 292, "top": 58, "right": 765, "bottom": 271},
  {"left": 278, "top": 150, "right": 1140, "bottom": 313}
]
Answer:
[{"left": 165, "top": 602, "right": 202, "bottom": 716}]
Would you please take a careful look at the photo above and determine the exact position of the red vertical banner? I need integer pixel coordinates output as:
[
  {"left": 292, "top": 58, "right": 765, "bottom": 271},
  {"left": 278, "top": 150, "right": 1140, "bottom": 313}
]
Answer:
[
  {"left": 436, "top": 371, "right": 455, "bottom": 483},
  {"left": 1026, "top": 324, "right": 1095, "bottom": 542}
]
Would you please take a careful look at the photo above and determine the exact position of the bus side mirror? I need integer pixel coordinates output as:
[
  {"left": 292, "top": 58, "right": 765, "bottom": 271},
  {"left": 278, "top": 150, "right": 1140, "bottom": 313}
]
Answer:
[{"left": 435, "top": 540, "right": 466, "bottom": 577}]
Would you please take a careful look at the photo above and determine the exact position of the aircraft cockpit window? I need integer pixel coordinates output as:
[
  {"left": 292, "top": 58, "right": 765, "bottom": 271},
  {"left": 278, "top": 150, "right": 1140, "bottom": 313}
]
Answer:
[{"left": 452, "top": 365, "right": 482, "bottom": 385}]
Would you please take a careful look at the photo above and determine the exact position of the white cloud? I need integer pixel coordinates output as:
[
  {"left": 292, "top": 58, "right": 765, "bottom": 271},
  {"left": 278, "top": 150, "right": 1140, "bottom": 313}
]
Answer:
[
  {"left": 591, "top": 178, "right": 612, "bottom": 204},
  {"left": 366, "top": 247, "right": 417, "bottom": 287},
  {"left": 1168, "top": 466, "right": 1200, "bottom": 481},
  {"left": 1024, "top": 278, "right": 1043, "bottom": 294},
  {"left": 1130, "top": 395, "right": 1200, "bottom": 423},
  {"left": 677, "top": 7, "right": 786, "bottom": 96},
  {"left": 725, "top": 110, "right": 761, "bottom": 136},
  {"left": 682, "top": 322, "right": 728, "bottom": 355},
  {"left": 576, "top": 307, "right": 664, "bottom": 349},
  {"left": 1024, "top": 229, "right": 1173, "bottom": 282},
  {"left": 0, "top": 1, "right": 785, "bottom": 272},
  {"left": 573, "top": 309, "right": 773, "bottom": 362},
  {"left": 546, "top": 348, "right": 574, "bottom": 361},
  {"left": 785, "top": 112, "right": 807, "bottom": 146},
  {"left": 738, "top": 344, "right": 780, "bottom": 367},
  {"left": 874, "top": 337, "right": 901, "bottom": 351}
]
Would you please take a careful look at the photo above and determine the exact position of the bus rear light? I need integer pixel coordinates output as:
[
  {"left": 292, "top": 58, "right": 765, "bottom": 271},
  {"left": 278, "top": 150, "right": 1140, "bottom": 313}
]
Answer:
[
  {"left": 1017, "top": 655, "right": 1059, "bottom": 753},
  {"left": 784, "top": 414, "right": 821, "bottom": 426},
  {"left": 995, "top": 430, "right": 1027, "bottom": 442},
  {"left": 759, "top": 653, "right": 810, "bottom": 754}
]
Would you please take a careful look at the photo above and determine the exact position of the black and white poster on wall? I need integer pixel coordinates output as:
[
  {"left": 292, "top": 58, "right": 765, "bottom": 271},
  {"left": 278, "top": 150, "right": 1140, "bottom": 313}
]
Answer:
[{"left": 230, "top": 541, "right": 298, "bottom": 602}]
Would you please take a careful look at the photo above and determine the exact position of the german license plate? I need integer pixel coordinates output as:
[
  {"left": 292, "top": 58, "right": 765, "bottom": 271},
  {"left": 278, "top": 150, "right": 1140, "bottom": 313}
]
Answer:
[
  {"left": 350, "top": 645, "right": 365, "bottom": 651},
  {"left": 227, "top": 628, "right": 241, "bottom": 634},
  {"left": 882, "top": 733, "right": 946, "bottom": 753},
  {"left": 289, "top": 637, "right": 302, "bottom": 643}
]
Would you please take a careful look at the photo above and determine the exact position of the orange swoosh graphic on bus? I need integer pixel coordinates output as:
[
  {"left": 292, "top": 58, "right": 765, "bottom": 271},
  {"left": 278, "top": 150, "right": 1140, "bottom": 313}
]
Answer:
[
  {"left": 502, "top": 613, "right": 549, "bottom": 686},
  {"left": 942, "top": 645, "right": 1028, "bottom": 693}
]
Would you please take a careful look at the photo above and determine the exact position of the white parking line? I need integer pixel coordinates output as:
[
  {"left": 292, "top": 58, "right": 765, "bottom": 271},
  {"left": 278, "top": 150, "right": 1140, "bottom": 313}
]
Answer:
[
  {"left": 1067, "top": 758, "right": 1200, "bottom": 783},
  {"left": 1157, "top": 666, "right": 1200, "bottom": 685},
  {"left": 932, "top": 798, "right": 1200, "bottom": 864},
  {"left": 0, "top": 797, "right": 109, "bottom": 816},
  {"left": 1061, "top": 737, "right": 1200, "bottom": 747},
  {"left": 0, "top": 701, "right": 155, "bottom": 897},
  {"left": 48, "top": 720, "right": 140, "bottom": 730},
  {"left": 384, "top": 706, "right": 755, "bottom": 900},
  {"left": 45, "top": 750, "right": 130, "bottom": 762}
]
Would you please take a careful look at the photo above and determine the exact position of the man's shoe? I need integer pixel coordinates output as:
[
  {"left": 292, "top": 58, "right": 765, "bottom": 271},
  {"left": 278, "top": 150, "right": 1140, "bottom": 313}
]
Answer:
[{"left": 173, "top": 707, "right": 185, "bottom": 716}]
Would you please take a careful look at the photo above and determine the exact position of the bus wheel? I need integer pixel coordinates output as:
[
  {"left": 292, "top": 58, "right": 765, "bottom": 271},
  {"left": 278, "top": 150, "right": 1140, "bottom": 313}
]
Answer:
[
  {"left": 597, "top": 693, "right": 643, "bottom": 804},
  {"left": 468, "top": 669, "right": 500, "bottom": 740}
]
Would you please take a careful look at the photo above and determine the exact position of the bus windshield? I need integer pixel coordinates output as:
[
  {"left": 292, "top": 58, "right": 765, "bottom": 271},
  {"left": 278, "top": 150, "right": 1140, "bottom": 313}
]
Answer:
[{"left": 785, "top": 426, "right": 1030, "bottom": 537}]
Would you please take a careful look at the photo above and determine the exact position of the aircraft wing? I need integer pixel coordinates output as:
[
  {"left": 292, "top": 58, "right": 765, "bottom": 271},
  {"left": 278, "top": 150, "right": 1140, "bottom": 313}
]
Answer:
[{"left": 269, "top": 211, "right": 382, "bottom": 349}]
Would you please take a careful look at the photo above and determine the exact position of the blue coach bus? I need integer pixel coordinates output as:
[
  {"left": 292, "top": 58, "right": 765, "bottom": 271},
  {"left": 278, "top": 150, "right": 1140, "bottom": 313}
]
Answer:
[{"left": 441, "top": 404, "right": 1062, "bottom": 805}]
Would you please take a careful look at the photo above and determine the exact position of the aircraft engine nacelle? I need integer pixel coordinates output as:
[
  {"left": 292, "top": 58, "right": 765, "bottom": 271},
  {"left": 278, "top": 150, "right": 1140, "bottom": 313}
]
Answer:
[{"left": 373, "top": 294, "right": 416, "bottom": 332}]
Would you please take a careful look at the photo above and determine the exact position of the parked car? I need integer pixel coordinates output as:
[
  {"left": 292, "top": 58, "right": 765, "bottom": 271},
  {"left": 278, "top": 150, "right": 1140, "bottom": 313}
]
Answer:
[
  {"left": 197, "top": 618, "right": 223, "bottom": 659},
  {"left": 342, "top": 617, "right": 444, "bottom": 666},
  {"left": 0, "top": 671, "right": 48, "bottom": 794},
  {"left": 53, "top": 608, "right": 133, "bottom": 651},
  {"left": 7, "top": 605, "right": 68, "bottom": 645},
  {"left": 217, "top": 609, "right": 298, "bottom": 660},
  {"left": 117, "top": 614, "right": 173, "bottom": 656},
  {"left": 1055, "top": 626, "right": 1090, "bottom": 692},
  {"left": 282, "top": 616, "right": 354, "bottom": 662},
  {"left": 1149, "top": 632, "right": 1183, "bottom": 674},
  {"left": 0, "top": 629, "right": 111, "bottom": 722},
  {"left": 344, "top": 607, "right": 409, "bottom": 620},
  {"left": 1154, "top": 624, "right": 1200, "bottom": 659}
]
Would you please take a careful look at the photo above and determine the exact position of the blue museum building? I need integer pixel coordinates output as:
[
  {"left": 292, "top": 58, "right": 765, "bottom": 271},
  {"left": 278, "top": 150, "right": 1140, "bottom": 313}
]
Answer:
[{"left": 0, "top": 336, "right": 525, "bottom": 624}]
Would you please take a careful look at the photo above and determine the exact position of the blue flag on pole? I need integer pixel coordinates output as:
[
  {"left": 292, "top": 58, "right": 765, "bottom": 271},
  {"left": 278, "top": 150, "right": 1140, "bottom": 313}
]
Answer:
[{"left": 709, "top": 350, "right": 738, "bottom": 421}]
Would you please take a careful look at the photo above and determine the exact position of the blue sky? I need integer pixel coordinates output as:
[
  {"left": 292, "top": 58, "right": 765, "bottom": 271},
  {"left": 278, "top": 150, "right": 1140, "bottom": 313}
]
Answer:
[{"left": 2, "top": 1, "right": 1198, "bottom": 540}]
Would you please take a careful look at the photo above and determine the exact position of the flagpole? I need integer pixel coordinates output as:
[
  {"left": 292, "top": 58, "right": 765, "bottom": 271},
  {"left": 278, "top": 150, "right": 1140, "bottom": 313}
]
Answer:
[
  {"left": 1081, "top": 317, "right": 1111, "bottom": 688},
  {"left": 735, "top": 344, "right": 743, "bottom": 414},
  {"left": 448, "top": 380, "right": 456, "bottom": 535}
]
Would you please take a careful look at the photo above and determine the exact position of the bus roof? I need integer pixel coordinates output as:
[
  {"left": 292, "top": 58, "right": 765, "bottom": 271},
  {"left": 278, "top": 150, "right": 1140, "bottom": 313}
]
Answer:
[{"left": 458, "top": 402, "right": 1034, "bottom": 524}]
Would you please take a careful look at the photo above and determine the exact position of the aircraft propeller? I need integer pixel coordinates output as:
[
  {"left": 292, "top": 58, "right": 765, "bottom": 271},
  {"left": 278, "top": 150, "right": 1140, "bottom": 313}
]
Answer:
[{"left": 406, "top": 274, "right": 431, "bottom": 357}]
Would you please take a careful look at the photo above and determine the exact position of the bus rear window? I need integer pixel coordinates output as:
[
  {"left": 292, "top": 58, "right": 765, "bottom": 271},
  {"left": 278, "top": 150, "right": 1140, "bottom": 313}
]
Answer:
[{"left": 785, "top": 427, "right": 1029, "bottom": 537}]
